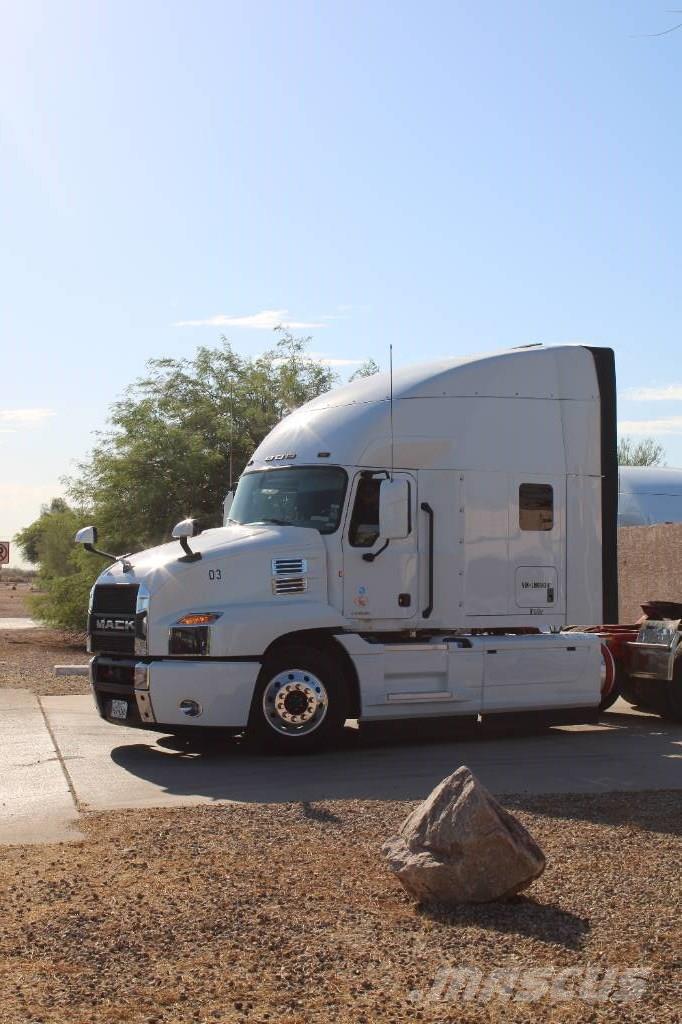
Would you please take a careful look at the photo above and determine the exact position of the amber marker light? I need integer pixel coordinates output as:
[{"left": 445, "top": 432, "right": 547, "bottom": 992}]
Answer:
[{"left": 176, "top": 612, "right": 222, "bottom": 626}]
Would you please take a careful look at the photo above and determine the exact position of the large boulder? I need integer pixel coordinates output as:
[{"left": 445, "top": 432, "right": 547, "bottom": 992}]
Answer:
[{"left": 382, "top": 766, "right": 545, "bottom": 904}]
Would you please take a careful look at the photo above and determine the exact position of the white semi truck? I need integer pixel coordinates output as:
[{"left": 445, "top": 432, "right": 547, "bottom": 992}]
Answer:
[{"left": 76, "top": 344, "right": 618, "bottom": 750}]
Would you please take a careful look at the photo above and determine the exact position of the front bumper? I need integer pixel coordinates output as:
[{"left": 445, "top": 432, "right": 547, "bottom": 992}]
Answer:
[{"left": 90, "top": 655, "right": 261, "bottom": 730}]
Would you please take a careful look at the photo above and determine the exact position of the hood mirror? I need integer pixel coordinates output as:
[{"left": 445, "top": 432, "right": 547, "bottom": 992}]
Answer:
[
  {"left": 75, "top": 526, "right": 98, "bottom": 546},
  {"left": 172, "top": 518, "right": 203, "bottom": 562},
  {"left": 74, "top": 526, "right": 132, "bottom": 572}
]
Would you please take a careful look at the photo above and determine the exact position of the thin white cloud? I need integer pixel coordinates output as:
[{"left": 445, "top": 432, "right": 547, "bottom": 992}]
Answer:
[
  {"left": 267, "top": 352, "right": 363, "bottom": 368},
  {"left": 621, "top": 385, "right": 682, "bottom": 402},
  {"left": 618, "top": 416, "right": 682, "bottom": 436},
  {"left": 307, "top": 352, "right": 363, "bottom": 367},
  {"left": 0, "top": 408, "right": 54, "bottom": 426},
  {"left": 173, "top": 309, "right": 328, "bottom": 330}
]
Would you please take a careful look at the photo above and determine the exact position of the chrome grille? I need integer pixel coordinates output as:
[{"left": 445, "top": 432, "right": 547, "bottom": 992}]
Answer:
[
  {"left": 91, "top": 584, "right": 139, "bottom": 614},
  {"left": 89, "top": 583, "right": 140, "bottom": 654},
  {"left": 90, "top": 634, "right": 137, "bottom": 655}
]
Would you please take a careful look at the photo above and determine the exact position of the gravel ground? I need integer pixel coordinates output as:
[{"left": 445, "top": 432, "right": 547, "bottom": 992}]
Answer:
[
  {"left": 0, "top": 629, "right": 90, "bottom": 697},
  {"left": 0, "top": 583, "right": 89, "bottom": 696},
  {"left": 0, "top": 792, "right": 679, "bottom": 1023},
  {"left": 0, "top": 581, "right": 33, "bottom": 617}
]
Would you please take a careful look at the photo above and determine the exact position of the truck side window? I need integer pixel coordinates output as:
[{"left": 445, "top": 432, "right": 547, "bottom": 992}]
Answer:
[
  {"left": 519, "top": 483, "right": 554, "bottom": 531},
  {"left": 349, "top": 478, "right": 381, "bottom": 547}
]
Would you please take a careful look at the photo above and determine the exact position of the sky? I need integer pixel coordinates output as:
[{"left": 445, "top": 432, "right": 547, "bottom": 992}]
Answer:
[{"left": 2, "top": 1, "right": 682, "bottom": 566}]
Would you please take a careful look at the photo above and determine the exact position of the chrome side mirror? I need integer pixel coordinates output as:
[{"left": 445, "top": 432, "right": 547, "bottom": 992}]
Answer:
[{"left": 75, "top": 526, "right": 98, "bottom": 546}]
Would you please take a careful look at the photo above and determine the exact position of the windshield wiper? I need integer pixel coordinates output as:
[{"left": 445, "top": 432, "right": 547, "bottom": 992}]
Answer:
[{"left": 252, "top": 518, "right": 291, "bottom": 526}]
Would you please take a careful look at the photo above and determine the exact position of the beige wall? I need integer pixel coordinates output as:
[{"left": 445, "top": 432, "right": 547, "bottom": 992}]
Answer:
[{"left": 618, "top": 524, "right": 682, "bottom": 623}]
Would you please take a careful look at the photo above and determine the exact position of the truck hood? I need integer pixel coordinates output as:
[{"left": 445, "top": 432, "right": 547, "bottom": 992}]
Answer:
[
  {"left": 90, "top": 521, "right": 332, "bottom": 657},
  {"left": 95, "top": 522, "right": 325, "bottom": 589}
]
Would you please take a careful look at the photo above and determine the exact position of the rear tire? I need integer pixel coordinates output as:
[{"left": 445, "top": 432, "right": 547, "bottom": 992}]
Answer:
[
  {"left": 661, "top": 660, "right": 682, "bottom": 722},
  {"left": 618, "top": 673, "right": 640, "bottom": 707},
  {"left": 667, "top": 679, "right": 682, "bottom": 721},
  {"left": 620, "top": 676, "right": 673, "bottom": 716},
  {"left": 248, "top": 645, "right": 349, "bottom": 753}
]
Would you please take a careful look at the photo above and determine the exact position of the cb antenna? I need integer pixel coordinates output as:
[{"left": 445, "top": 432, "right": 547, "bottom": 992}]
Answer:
[
  {"left": 389, "top": 343, "right": 394, "bottom": 480},
  {"left": 228, "top": 378, "right": 234, "bottom": 491}
]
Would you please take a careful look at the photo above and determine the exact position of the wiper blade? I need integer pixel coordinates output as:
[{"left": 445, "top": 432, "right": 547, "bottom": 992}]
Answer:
[{"left": 256, "top": 518, "right": 290, "bottom": 526}]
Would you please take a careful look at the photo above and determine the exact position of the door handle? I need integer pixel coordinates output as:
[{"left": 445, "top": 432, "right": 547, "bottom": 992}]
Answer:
[{"left": 421, "top": 502, "right": 434, "bottom": 618}]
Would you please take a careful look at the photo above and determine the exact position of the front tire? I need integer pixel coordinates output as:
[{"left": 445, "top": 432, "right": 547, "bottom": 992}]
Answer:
[{"left": 248, "top": 645, "right": 349, "bottom": 752}]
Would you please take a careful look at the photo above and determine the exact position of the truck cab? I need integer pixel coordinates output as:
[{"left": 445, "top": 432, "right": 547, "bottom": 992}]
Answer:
[{"left": 79, "top": 344, "right": 616, "bottom": 749}]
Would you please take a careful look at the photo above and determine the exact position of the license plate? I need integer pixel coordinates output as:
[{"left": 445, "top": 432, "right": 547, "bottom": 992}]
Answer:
[{"left": 110, "top": 698, "right": 128, "bottom": 720}]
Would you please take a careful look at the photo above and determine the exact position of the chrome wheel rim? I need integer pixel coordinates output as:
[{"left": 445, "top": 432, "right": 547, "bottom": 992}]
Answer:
[{"left": 262, "top": 669, "right": 328, "bottom": 736}]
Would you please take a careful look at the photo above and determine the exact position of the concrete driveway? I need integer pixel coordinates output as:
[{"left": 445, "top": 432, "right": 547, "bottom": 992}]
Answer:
[{"left": 1, "top": 689, "right": 681, "bottom": 844}]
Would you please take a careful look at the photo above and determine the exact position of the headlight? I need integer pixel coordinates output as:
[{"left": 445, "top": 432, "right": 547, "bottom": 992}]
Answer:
[{"left": 169, "top": 626, "right": 211, "bottom": 656}]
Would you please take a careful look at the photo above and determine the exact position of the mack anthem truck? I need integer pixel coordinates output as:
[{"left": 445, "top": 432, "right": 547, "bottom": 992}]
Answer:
[{"left": 76, "top": 343, "right": 618, "bottom": 750}]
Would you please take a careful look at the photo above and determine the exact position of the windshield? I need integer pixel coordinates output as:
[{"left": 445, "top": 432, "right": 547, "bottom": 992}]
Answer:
[{"left": 229, "top": 467, "right": 348, "bottom": 534}]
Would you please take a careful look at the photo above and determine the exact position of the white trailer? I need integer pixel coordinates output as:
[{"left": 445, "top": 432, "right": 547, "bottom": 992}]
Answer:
[
  {"left": 618, "top": 466, "right": 682, "bottom": 526},
  {"left": 77, "top": 344, "right": 618, "bottom": 750}
]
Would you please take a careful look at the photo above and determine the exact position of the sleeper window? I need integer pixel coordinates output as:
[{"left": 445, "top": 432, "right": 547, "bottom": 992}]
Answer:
[{"left": 519, "top": 483, "right": 554, "bottom": 531}]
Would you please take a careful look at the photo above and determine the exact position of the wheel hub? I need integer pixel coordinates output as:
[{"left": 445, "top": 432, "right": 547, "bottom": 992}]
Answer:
[{"left": 263, "top": 669, "right": 328, "bottom": 736}]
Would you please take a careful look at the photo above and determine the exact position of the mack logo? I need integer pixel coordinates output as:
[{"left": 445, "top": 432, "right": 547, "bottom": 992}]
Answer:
[{"left": 94, "top": 617, "right": 135, "bottom": 632}]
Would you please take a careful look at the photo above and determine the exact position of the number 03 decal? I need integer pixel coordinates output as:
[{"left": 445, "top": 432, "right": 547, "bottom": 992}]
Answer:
[{"left": 208, "top": 569, "right": 223, "bottom": 581}]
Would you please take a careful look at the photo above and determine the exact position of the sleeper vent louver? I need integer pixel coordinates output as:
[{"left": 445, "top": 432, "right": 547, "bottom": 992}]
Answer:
[{"left": 272, "top": 558, "right": 308, "bottom": 576}]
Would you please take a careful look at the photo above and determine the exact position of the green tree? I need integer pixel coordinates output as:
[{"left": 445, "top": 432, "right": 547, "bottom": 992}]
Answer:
[
  {"left": 349, "top": 358, "right": 380, "bottom": 381},
  {"left": 617, "top": 436, "right": 666, "bottom": 467},
  {"left": 67, "top": 330, "right": 337, "bottom": 553},
  {"left": 28, "top": 546, "right": 102, "bottom": 631},
  {"left": 15, "top": 499, "right": 101, "bottom": 630},
  {"left": 18, "top": 332, "right": 338, "bottom": 629},
  {"left": 15, "top": 498, "right": 80, "bottom": 575}
]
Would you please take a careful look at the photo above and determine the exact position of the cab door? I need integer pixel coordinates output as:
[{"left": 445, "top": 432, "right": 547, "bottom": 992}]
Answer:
[{"left": 342, "top": 471, "right": 418, "bottom": 621}]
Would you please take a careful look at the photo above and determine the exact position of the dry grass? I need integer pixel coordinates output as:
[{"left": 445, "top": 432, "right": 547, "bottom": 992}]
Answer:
[{"left": 0, "top": 792, "right": 679, "bottom": 1023}]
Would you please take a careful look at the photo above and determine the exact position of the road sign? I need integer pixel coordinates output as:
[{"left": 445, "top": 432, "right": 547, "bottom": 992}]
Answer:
[{"left": 0, "top": 542, "right": 9, "bottom": 565}]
